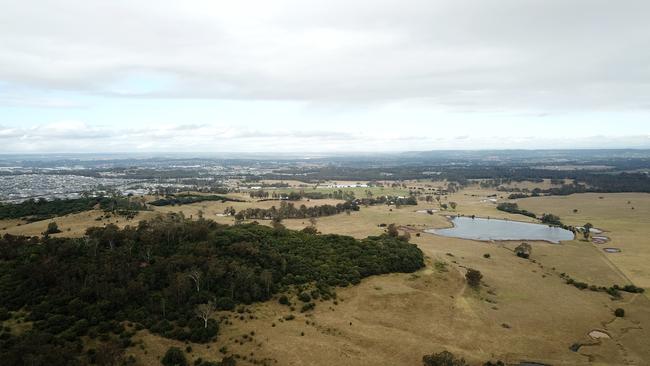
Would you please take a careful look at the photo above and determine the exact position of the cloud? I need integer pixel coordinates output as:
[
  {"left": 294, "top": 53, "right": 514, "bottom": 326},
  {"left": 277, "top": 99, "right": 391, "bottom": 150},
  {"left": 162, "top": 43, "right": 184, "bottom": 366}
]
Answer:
[
  {"left": 0, "top": 122, "right": 647, "bottom": 153},
  {"left": 0, "top": 0, "right": 649, "bottom": 112},
  {"left": 0, "top": 1, "right": 648, "bottom": 153}
]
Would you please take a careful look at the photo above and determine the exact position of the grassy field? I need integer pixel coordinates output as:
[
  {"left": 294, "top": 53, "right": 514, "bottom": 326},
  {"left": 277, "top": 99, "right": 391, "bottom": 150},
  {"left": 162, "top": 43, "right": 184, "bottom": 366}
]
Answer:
[
  {"left": 0, "top": 209, "right": 160, "bottom": 237},
  {"left": 516, "top": 193, "right": 650, "bottom": 289},
  {"left": 2, "top": 183, "right": 650, "bottom": 365}
]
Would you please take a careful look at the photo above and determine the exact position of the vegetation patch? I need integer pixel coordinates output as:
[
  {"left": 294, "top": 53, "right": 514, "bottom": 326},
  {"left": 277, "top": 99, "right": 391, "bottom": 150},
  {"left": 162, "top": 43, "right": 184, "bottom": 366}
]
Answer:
[
  {"left": 0, "top": 196, "right": 148, "bottom": 221},
  {"left": 0, "top": 215, "right": 423, "bottom": 364},
  {"left": 232, "top": 201, "right": 359, "bottom": 220},
  {"left": 559, "top": 273, "right": 645, "bottom": 298},
  {"left": 496, "top": 202, "right": 537, "bottom": 219},
  {"left": 149, "top": 194, "right": 245, "bottom": 206}
]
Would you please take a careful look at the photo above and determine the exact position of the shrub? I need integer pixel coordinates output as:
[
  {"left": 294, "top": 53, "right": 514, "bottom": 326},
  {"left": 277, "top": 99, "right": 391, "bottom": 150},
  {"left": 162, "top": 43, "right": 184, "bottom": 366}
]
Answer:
[
  {"left": 621, "top": 284, "right": 645, "bottom": 293},
  {"left": 422, "top": 350, "right": 468, "bottom": 366},
  {"left": 298, "top": 292, "right": 311, "bottom": 303},
  {"left": 483, "top": 253, "right": 490, "bottom": 259},
  {"left": 161, "top": 347, "right": 187, "bottom": 366},
  {"left": 483, "top": 362, "right": 505, "bottom": 366},
  {"left": 220, "top": 356, "right": 237, "bottom": 366},
  {"left": 606, "top": 287, "right": 621, "bottom": 299},
  {"left": 278, "top": 295, "right": 290, "bottom": 306},
  {"left": 300, "top": 303, "right": 315, "bottom": 313},
  {"left": 465, "top": 269, "right": 482, "bottom": 288},
  {"left": 574, "top": 282, "right": 588, "bottom": 290},
  {"left": 215, "top": 297, "right": 236, "bottom": 311},
  {"left": 514, "top": 243, "right": 531, "bottom": 259},
  {"left": 614, "top": 308, "right": 625, "bottom": 317}
]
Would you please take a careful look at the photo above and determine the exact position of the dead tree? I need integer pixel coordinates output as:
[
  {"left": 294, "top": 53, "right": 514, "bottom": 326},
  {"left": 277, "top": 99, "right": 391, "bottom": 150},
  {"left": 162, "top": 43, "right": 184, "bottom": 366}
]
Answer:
[
  {"left": 195, "top": 301, "right": 215, "bottom": 328},
  {"left": 188, "top": 268, "right": 202, "bottom": 292}
]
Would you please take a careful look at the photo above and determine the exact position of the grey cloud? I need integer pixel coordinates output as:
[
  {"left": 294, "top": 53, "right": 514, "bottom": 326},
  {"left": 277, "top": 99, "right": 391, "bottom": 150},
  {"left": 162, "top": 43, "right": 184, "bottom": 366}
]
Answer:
[{"left": 1, "top": 0, "right": 649, "bottom": 111}]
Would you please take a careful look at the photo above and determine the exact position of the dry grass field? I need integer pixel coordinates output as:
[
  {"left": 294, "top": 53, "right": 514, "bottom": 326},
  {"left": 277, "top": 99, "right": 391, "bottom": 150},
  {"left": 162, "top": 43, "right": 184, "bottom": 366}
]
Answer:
[
  {"left": 516, "top": 193, "right": 650, "bottom": 289},
  {"left": 0, "top": 209, "right": 160, "bottom": 237},
  {"left": 2, "top": 183, "right": 650, "bottom": 365}
]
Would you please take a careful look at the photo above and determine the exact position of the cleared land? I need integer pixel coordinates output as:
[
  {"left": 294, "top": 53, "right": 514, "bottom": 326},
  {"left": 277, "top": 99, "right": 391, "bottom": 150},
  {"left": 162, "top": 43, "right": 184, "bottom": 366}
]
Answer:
[{"left": 516, "top": 193, "right": 650, "bottom": 289}]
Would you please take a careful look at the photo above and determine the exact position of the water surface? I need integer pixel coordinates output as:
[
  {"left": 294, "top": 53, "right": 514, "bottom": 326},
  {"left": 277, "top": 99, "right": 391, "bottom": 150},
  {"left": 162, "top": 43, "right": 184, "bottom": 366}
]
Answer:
[{"left": 427, "top": 216, "right": 574, "bottom": 243}]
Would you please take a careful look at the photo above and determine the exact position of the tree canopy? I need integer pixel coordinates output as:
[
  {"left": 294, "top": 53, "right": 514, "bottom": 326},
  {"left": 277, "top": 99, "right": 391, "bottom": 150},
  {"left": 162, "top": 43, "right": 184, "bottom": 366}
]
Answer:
[{"left": 0, "top": 215, "right": 423, "bottom": 365}]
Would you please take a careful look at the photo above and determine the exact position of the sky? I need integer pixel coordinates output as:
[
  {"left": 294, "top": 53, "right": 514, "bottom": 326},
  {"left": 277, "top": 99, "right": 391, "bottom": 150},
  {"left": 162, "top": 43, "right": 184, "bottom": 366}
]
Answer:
[{"left": 1, "top": 0, "right": 649, "bottom": 153}]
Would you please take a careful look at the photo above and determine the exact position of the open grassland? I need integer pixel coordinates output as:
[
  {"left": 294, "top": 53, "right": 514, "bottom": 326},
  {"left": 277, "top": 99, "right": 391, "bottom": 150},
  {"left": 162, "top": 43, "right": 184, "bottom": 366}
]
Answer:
[
  {"left": 517, "top": 193, "right": 650, "bottom": 289},
  {"left": 0, "top": 209, "right": 159, "bottom": 237}
]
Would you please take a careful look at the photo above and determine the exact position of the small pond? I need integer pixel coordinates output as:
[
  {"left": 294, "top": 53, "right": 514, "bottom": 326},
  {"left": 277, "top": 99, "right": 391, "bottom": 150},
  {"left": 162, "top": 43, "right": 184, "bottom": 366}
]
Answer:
[
  {"left": 603, "top": 248, "right": 621, "bottom": 253},
  {"left": 426, "top": 216, "right": 574, "bottom": 244}
]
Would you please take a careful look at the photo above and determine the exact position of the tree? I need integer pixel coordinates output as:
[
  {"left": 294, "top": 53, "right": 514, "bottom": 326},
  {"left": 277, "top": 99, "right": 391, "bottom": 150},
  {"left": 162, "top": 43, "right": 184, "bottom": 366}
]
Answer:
[
  {"left": 188, "top": 268, "right": 202, "bottom": 292},
  {"left": 260, "top": 269, "right": 273, "bottom": 295},
  {"left": 614, "top": 308, "right": 625, "bottom": 317},
  {"left": 514, "top": 242, "right": 532, "bottom": 259},
  {"left": 582, "top": 222, "right": 593, "bottom": 240},
  {"left": 449, "top": 202, "right": 457, "bottom": 210},
  {"left": 271, "top": 218, "right": 285, "bottom": 230},
  {"left": 195, "top": 302, "right": 216, "bottom": 329},
  {"left": 387, "top": 223, "right": 399, "bottom": 238},
  {"left": 301, "top": 226, "right": 318, "bottom": 234},
  {"left": 541, "top": 213, "right": 562, "bottom": 226},
  {"left": 44, "top": 221, "right": 61, "bottom": 235},
  {"left": 161, "top": 347, "right": 188, "bottom": 366},
  {"left": 399, "top": 231, "right": 411, "bottom": 242},
  {"left": 465, "top": 268, "right": 482, "bottom": 288}
]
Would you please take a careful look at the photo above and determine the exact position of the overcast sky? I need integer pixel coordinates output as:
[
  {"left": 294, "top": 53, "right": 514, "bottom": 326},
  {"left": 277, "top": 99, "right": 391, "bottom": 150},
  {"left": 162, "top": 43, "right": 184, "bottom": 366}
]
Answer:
[{"left": 1, "top": 0, "right": 649, "bottom": 153}]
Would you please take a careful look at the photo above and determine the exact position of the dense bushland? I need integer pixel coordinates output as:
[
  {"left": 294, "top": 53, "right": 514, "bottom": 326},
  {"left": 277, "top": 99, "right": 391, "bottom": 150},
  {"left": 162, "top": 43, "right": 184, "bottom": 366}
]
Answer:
[
  {"left": 0, "top": 196, "right": 148, "bottom": 221},
  {"left": 234, "top": 201, "right": 360, "bottom": 220},
  {"left": 149, "top": 194, "right": 245, "bottom": 206},
  {"left": 0, "top": 215, "right": 423, "bottom": 365}
]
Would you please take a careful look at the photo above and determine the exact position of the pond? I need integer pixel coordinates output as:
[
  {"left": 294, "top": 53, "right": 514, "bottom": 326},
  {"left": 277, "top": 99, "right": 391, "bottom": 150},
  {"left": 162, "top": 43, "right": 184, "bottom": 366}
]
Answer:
[{"left": 426, "top": 216, "right": 574, "bottom": 243}]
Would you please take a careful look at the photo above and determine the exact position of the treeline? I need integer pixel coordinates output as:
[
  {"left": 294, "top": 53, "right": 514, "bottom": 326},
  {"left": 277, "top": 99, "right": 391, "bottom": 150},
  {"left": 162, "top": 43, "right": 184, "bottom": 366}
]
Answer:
[
  {"left": 497, "top": 203, "right": 567, "bottom": 228},
  {"left": 355, "top": 195, "right": 418, "bottom": 206},
  {"left": 560, "top": 273, "right": 645, "bottom": 298},
  {"left": 496, "top": 203, "right": 536, "bottom": 218},
  {"left": 475, "top": 170, "right": 650, "bottom": 194},
  {"left": 262, "top": 166, "right": 650, "bottom": 194},
  {"left": 233, "top": 201, "right": 359, "bottom": 220},
  {"left": 250, "top": 189, "right": 352, "bottom": 201},
  {"left": 0, "top": 216, "right": 423, "bottom": 365},
  {"left": 0, "top": 196, "right": 148, "bottom": 222},
  {"left": 149, "top": 194, "right": 246, "bottom": 206}
]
